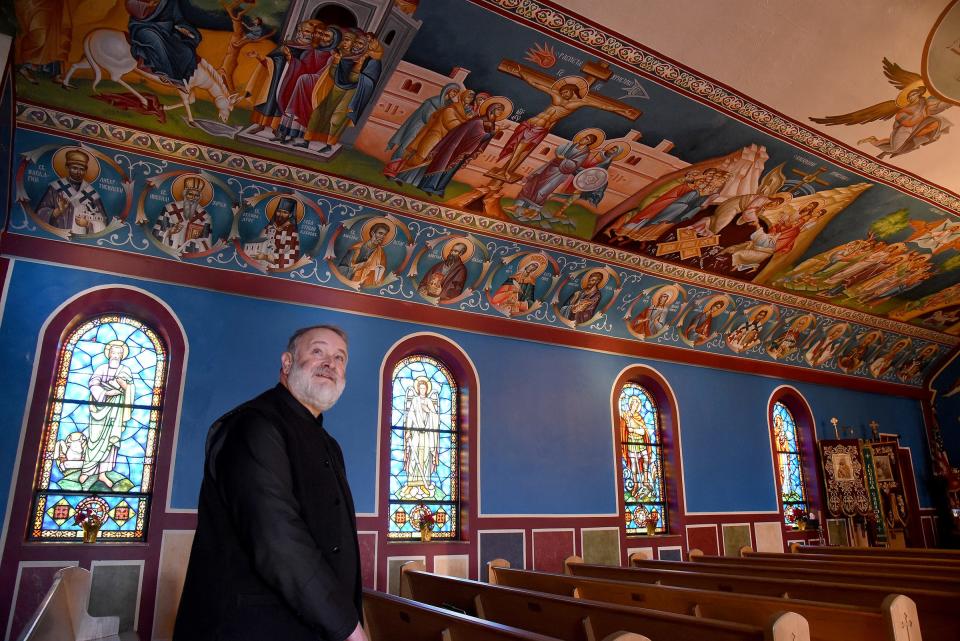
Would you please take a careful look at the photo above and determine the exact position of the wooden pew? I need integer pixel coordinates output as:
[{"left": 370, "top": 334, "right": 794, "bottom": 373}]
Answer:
[
  {"left": 15, "top": 566, "right": 135, "bottom": 641},
  {"left": 795, "top": 545, "right": 960, "bottom": 560},
  {"left": 744, "top": 550, "right": 960, "bottom": 575},
  {"left": 490, "top": 566, "right": 914, "bottom": 641},
  {"left": 363, "top": 589, "right": 571, "bottom": 641},
  {"left": 400, "top": 568, "right": 808, "bottom": 641},
  {"left": 667, "top": 555, "right": 960, "bottom": 592},
  {"left": 566, "top": 562, "right": 955, "bottom": 641}
]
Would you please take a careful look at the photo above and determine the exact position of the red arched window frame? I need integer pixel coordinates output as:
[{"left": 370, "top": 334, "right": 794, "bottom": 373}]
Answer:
[
  {"left": 768, "top": 386, "right": 821, "bottom": 530},
  {"left": 612, "top": 366, "right": 685, "bottom": 543},
  {"left": 377, "top": 333, "right": 478, "bottom": 546},
  {"left": 0, "top": 285, "right": 187, "bottom": 637}
]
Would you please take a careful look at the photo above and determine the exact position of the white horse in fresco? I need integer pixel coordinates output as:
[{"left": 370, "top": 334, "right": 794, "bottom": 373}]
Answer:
[{"left": 62, "top": 28, "right": 239, "bottom": 124}]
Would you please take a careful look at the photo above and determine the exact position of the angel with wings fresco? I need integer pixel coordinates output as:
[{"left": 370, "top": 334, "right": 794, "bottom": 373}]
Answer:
[{"left": 811, "top": 58, "right": 951, "bottom": 158}]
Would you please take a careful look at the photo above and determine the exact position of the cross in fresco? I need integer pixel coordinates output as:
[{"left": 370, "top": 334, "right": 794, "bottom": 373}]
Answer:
[
  {"left": 655, "top": 228, "right": 720, "bottom": 260},
  {"left": 788, "top": 166, "right": 831, "bottom": 194},
  {"left": 448, "top": 58, "right": 640, "bottom": 219}
]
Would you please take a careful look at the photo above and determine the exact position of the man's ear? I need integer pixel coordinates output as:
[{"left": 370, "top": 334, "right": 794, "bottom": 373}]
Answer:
[{"left": 280, "top": 351, "right": 293, "bottom": 375}]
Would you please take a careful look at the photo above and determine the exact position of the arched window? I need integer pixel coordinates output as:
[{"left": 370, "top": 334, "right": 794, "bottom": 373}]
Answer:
[
  {"left": 28, "top": 314, "right": 168, "bottom": 541},
  {"left": 618, "top": 383, "right": 667, "bottom": 535},
  {"left": 771, "top": 401, "right": 809, "bottom": 525},
  {"left": 387, "top": 354, "right": 459, "bottom": 540}
]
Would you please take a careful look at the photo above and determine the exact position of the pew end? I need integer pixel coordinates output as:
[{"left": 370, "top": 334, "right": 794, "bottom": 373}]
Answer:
[
  {"left": 564, "top": 555, "right": 584, "bottom": 574},
  {"left": 882, "top": 594, "right": 921, "bottom": 641},
  {"left": 399, "top": 559, "right": 427, "bottom": 599},
  {"left": 767, "top": 611, "right": 809, "bottom": 641},
  {"left": 739, "top": 546, "right": 753, "bottom": 557},
  {"left": 488, "top": 558, "right": 511, "bottom": 584},
  {"left": 17, "top": 566, "right": 123, "bottom": 641},
  {"left": 688, "top": 548, "right": 704, "bottom": 560}
]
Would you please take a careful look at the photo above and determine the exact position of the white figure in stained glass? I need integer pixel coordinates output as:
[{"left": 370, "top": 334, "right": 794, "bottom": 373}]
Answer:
[
  {"left": 78, "top": 340, "right": 134, "bottom": 488},
  {"left": 400, "top": 376, "right": 441, "bottom": 500},
  {"left": 620, "top": 396, "right": 652, "bottom": 491},
  {"left": 54, "top": 431, "right": 86, "bottom": 473}
]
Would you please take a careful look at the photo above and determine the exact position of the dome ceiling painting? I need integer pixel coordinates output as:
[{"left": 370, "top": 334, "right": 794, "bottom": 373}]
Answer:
[{"left": 9, "top": 0, "right": 960, "bottom": 384}]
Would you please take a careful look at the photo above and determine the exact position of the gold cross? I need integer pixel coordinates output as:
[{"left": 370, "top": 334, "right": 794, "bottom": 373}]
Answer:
[
  {"left": 869, "top": 420, "right": 880, "bottom": 441},
  {"left": 655, "top": 228, "right": 720, "bottom": 260},
  {"left": 831, "top": 417, "right": 839, "bottom": 439}
]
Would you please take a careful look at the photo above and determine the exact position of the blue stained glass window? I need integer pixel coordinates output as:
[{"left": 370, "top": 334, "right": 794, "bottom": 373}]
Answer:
[
  {"left": 388, "top": 355, "right": 459, "bottom": 540},
  {"left": 29, "top": 315, "right": 167, "bottom": 541},
  {"left": 619, "top": 383, "right": 667, "bottom": 535},
  {"left": 772, "top": 402, "right": 808, "bottom": 525}
]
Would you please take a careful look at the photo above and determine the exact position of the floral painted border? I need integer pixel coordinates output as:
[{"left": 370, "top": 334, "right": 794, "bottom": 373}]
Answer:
[{"left": 15, "top": 101, "right": 956, "bottom": 346}]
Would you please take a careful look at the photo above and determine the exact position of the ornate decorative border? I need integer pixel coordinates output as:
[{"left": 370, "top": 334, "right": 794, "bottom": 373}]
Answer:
[
  {"left": 479, "top": 0, "right": 960, "bottom": 213},
  {"left": 15, "top": 102, "right": 956, "bottom": 346}
]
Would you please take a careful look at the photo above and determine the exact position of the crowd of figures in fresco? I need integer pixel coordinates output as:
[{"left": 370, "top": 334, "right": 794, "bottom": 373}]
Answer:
[
  {"left": 11, "top": 129, "right": 946, "bottom": 384},
  {"left": 10, "top": 0, "right": 960, "bottom": 337}
]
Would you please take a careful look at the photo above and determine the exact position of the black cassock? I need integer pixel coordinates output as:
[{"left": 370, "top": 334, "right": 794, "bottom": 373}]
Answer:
[{"left": 174, "top": 384, "right": 362, "bottom": 641}]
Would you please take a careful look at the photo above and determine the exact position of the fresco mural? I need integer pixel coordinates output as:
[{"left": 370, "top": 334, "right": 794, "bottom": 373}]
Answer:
[
  {"left": 7, "top": 127, "right": 951, "bottom": 384},
  {"left": 9, "top": 0, "right": 960, "bottom": 342}
]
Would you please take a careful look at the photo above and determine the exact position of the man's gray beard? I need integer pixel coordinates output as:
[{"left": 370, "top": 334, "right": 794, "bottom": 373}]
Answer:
[
  {"left": 287, "top": 363, "right": 344, "bottom": 413},
  {"left": 184, "top": 200, "right": 198, "bottom": 216}
]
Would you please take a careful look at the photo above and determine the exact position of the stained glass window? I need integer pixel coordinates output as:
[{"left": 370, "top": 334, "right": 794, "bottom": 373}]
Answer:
[
  {"left": 388, "top": 355, "right": 459, "bottom": 540},
  {"left": 620, "top": 383, "right": 667, "bottom": 535},
  {"left": 772, "top": 401, "right": 808, "bottom": 525},
  {"left": 29, "top": 315, "right": 167, "bottom": 541}
]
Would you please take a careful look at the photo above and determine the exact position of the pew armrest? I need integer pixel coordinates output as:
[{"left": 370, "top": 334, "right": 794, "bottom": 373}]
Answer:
[
  {"left": 767, "top": 611, "right": 810, "bottom": 641},
  {"left": 882, "top": 594, "right": 921, "bottom": 641}
]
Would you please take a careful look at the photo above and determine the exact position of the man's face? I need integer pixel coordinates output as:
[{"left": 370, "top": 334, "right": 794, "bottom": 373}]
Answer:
[
  {"left": 276, "top": 207, "right": 292, "bottom": 224},
  {"left": 757, "top": 310, "right": 768, "bottom": 322},
  {"left": 317, "top": 29, "right": 333, "bottom": 47},
  {"left": 371, "top": 227, "right": 388, "bottom": 245},
  {"left": 559, "top": 87, "right": 575, "bottom": 100},
  {"left": 656, "top": 293, "right": 669, "bottom": 306},
  {"left": 449, "top": 243, "right": 467, "bottom": 259},
  {"left": 282, "top": 328, "right": 348, "bottom": 414},
  {"left": 339, "top": 34, "right": 356, "bottom": 53},
  {"left": 184, "top": 187, "right": 202, "bottom": 203},
  {"left": 108, "top": 344, "right": 124, "bottom": 363},
  {"left": 296, "top": 23, "right": 315, "bottom": 44},
  {"left": 587, "top": 273, "right": 602, "bottom": 288},
  {"left": 351, "top": 35, "right": 367, "bottom": 55},
  {"left": 67, "top": 162, "right": 86, "bottom": 183}
]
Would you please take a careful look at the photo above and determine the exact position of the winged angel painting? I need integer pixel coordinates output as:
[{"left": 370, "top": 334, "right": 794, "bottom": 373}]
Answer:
[{"left": 811, "top": 59, "right": 952, "bottom": 158}]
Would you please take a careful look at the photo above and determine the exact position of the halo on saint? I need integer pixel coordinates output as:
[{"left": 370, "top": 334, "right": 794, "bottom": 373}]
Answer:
[
  {"left": 651, "top": 284, "right": 681, "bottom": 307},
  {"left": 580, "top": 267, "right": 609, "bottom": 289},
  {"left": 265, "top": 195, "right": 306, "bottom": 223},
  {"left": 102, "top": 339, "right": 130, "bottom": 360},
  {"left": 896, "top": 80, "right": 927, "bottom": 107},
  {"left": 517, "top": 252, "right": 548, "bottom": 278},
  {"left": 479, "top": 96, "right": 514, "bottom": 121},
  {"left": 551, "top": 75, "right": 590, "bottom": 98},
  {"left": 413, "top": 376, "right": 432, "bottom": 395},
  {"left": 791, "top": 313, "right": 814, "bottom": 330},
  {"left": 702, "top": 294, "right": 730, "bottom": 315},
  {"left": 441, "top": 237, "right": 475, "bottom": 262},
  {"left": 170, "top": 173, "right": 215, "bottom": 206},
  {"left": 573, "top": 128, "right": 606, "bottom": 149},
  {"left": 360, "top": 216, "right": 397, "bottom": 244},
  {"left": 749, "top": 304, "right": 776, "bottom": 323},
  {"left": 603, "top": 141, "right": 630, "bottom": 161},
  {"left": 52, "top": 147, "right": 101, "bottom": 183}
]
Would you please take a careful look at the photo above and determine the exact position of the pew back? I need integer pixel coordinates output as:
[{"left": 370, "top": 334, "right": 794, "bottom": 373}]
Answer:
[
  {"left": 363, "top": 589, "right": 563, "bottom": 641},
  {"left": 744, "top": 551, "right": 960, "bottom": 574},
  {"left": 490, "top": 566, "right": 914, "bottom": 641},
  {"left": 401, "top": 569, "right": 804, "bottom": 641}
]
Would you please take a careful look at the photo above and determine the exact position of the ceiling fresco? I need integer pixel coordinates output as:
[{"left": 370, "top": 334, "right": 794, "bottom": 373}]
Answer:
[{"left": 8, "top": 0, "right": 960, "bottom": 369}]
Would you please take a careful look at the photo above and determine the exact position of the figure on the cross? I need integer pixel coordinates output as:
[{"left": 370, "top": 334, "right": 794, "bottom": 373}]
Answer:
[{"left": 492, "top": 60, "right": 640, "bottom": 180}]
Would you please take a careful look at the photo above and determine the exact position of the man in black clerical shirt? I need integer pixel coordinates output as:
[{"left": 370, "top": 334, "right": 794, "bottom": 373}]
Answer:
[{"left": 174, "top": 325, "right": 368, "bottom": 641}]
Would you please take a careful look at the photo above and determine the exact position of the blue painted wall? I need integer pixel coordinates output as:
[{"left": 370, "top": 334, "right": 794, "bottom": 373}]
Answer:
[{"left": 0, "top": 260, "right": 933, "bottom": 535}]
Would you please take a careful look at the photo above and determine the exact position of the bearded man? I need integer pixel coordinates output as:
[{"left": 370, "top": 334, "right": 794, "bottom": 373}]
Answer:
[{"left": 175, "top": 325, "right": 367, "bottom": 641}]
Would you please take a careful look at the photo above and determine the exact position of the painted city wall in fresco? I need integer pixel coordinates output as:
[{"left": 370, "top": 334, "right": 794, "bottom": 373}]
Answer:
[{"left": 10, "top": 0, "right": 960, "bottom": 337}]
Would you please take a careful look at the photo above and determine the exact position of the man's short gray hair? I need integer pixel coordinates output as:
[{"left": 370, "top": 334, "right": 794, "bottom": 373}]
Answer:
[{"left": 285, "top": 325, "right": 349, "bottom": 354}]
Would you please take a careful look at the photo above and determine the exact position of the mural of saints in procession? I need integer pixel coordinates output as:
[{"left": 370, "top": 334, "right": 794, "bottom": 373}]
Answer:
[
  {"left": 724, "top": 304, "right": 778, "bottom": 354},
  {"left": 896, "top": 343, "right": 940, "bottom": 383},
  {"left": 235, "top": 192, "right": 327, "bottom": 273},
  {"left": 803, "top": 322, "right": 850, "bottom": 368},
  {"left": 625, "top": 283, "right": 686, "bottom": 341},
  {"left": 18, "top": 145, "right": 133, "bottom": 240},
  {"left": 552, "top": 266, "right": 621, "bottom": 329},
  {"left": 138, "top": 171, "right": 238, "bottom": 259},
  {"left": 410, "top": 234, "right": 490, "bottom": 305},
  {"left": 869, "top": 337, "right": 913, "bottom": 379},
  {"left": 677, "top": 293, "right": 736, "bottom": 348},
  {"left": 485, "top": 251, "right": 559, "bottom": 318},
  {"left": 327, "top": 214, "right": 414, "bottom": 289},
  {"left": 836, "top": 329, "right": 885, "bottom": 374}
]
